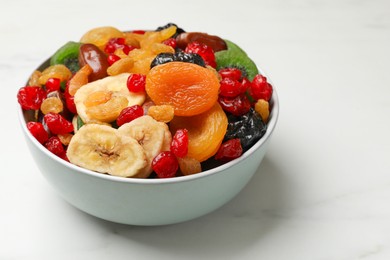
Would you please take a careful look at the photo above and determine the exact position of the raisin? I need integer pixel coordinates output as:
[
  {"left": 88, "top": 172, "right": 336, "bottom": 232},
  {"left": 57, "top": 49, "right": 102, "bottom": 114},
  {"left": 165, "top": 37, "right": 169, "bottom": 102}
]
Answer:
[
  {"left": 150, "top": 52, "right": 205, "bottom": 68},
  {"left": 224, "top": 108, "right": 267, "bottom": 151}
]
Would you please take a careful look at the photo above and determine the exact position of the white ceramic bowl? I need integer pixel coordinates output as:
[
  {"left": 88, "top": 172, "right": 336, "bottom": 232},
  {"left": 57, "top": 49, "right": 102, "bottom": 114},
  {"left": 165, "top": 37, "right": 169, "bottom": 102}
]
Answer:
[{"left": 18, "top": 62, "right": 279, "bottom": 226}]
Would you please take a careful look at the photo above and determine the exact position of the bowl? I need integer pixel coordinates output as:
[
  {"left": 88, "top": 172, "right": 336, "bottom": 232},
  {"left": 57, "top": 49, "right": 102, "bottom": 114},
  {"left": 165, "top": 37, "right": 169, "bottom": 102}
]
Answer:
[{"left": 18, "top": 60, "right": 279, "bottom": 226}]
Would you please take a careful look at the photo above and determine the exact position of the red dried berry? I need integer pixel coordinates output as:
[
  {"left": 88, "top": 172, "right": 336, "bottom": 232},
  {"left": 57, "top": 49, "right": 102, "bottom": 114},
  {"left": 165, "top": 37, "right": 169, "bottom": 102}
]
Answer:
[
  {"left": 170, "top": 129, "right": 188, "bottom": 158},
  {"left": 218, "top": 68, "right": 242, "bottom": 81},
  {"left": 219, "top": 78, "right": 243, "bottom": 97},
  {"left": 43, "top": 112, "right": 74, "bottom": 135},
  {"left": 107, "top": 54, "right": 121, "bottom": 65},
  {"left": 17, "top": 86, "right": 47, "bottom": 110},
  {"left": 249, "top": 74, "right": 273, "bottom": 101},
  {"left": 116, "top": 105, "right": 144, "bottom": 127},
  {"left": 27, "top": 122, "right": 49, "bottom": 144},
  {"left": 218, "top": 94, "right": 251, "bottom": 116},
  {"left": 240, "top": 77, "right": 251, "bottom": 93},
  {"left": 122, "top": 45, "right": 136, "bottom": 55},
  {"left": 152, "top": 151, "right": 179, "bottom": 178},
  {"left": 163, "top": 38, "right": 177, "bottom": 49},
  {"left": 44, "top": 136, "right": 66, "bottom": 157},
  {"left": 132, "top": 30, "right": 146, "bottom": 34},
  {"left": 185, "top": 41, "right": 216, "bottom": 68},
  {"left": 45, "top": 78, "right": 61, "bottom": 93},
  {"left": 127, "top": 74, "right": 146, "bottom": 93},
  {"left": 215, "top": 139, "right": 243, "bottom": 161},
  {"left": 64, "top": 83, "right": 77, "bottom": 114}
]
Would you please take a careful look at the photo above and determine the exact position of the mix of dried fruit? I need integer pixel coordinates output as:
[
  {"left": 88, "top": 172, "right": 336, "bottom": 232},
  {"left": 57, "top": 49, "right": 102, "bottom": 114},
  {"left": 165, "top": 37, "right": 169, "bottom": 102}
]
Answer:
[{"left": 17, "top": 23, "right": 273, "bottom": 178}]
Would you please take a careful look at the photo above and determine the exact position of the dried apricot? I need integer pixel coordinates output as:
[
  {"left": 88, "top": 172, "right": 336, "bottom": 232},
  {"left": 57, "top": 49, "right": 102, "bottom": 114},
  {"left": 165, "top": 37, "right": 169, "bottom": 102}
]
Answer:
[
  {"left": 146, "top": 62, "right": 220, "bottom": 116},
  {"left": 170, "top": 103, "right": 228, "bottom": 162}
]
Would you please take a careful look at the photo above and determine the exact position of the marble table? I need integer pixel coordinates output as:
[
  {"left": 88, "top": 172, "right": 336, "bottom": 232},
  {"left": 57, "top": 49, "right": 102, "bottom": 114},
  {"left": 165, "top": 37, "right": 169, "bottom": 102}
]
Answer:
[{"left": 1, "top": 0, "right": 390, "bottom": 259}]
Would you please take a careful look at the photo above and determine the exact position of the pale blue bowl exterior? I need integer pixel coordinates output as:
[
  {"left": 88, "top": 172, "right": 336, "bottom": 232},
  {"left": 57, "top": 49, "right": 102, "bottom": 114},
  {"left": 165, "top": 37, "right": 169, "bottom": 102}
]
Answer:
[{"left": 18, "top": 78, "right": 279, "bottom": 226}]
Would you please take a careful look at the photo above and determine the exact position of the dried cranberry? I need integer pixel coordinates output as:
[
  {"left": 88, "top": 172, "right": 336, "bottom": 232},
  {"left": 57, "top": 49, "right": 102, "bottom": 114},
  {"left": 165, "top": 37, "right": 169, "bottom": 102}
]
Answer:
[
  {"left": 218, "top": 68, "right": 242, "bottom": 81},
  {"left": 105, "top": 38, "right": 135, "bottom": 55},
  {"left": 43, "top": 112, "right": 74, "bottom": 135},
  {"left": 44, "top": 136, "right": 65, "bottom": 157},
  {"left": 107, "top": 54, "right": 121, "bottom": 65},
  {"left": 249, "top": 74, "right": 273, "bottom": 101},
  {"left": 17, "top": 86, "right": 47, "bottom": 110},
  {"left": 152, "top": 151, "right": 178, "bottom": 178},
  {"left": 122, "top": 45, "right": 136, "bottom": 55},
  {"left": 219, "top": 78, "right": 243, "bottom": 97},
  {"left": 170, "top": 129, "right": 188, "bottom": 158},
  {"left": 116, "top": 105, "right": 144, "bottom": 127},
  {"left": 215, "top": 139, "right": 243, "bottom": 161},
  {"left": 132, "top": 30, "right": 146, "bottom": 34},
  {"left": 163, "top": 38, "right": 177, "bottom": 49},
  {"left": 218, "top": 94, "right": 251, "bottom": 116},
  {"left": 27, "top": 122, "right": 49, "bottom": 144},
  {"left": 64, "top": 83, "right": 77, "bottom": 114},
  {"left": 127, "top": 74, "right": 146, "bottom": 93},
  {"left": 45, "top": 78, "right": 61, "bottom": 93},
  {"left": 185, "top": 41, "right": 216, "bottom": 68}
]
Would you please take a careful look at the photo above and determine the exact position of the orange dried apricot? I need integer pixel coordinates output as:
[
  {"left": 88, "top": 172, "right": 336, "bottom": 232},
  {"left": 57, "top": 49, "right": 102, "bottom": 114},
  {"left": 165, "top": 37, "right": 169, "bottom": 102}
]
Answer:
[
  {"left": 170, "top": 103, "right": 228, "bottom": 162},
  {"left": 146, "top": 62, "right": 220, "bottom": 116}
]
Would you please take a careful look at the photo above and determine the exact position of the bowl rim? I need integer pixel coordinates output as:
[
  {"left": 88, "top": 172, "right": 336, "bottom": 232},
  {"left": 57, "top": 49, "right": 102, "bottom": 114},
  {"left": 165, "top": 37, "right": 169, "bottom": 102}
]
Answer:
[{"left": 18, "top": 68, "right": 279, "bottom": 185}]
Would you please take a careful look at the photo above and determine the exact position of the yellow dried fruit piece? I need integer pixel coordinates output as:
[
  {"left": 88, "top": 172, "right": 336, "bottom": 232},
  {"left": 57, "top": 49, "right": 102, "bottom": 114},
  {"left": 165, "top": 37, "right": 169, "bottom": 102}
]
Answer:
[
  {"left": 86, "top": 95, "right": 128, "bottom": 123},
  {"left": 38, "top": 64, "right": 72, "bottom": 85},
  {"left": 28, "top": 70, "right": 42, "bottom": 86},
  {"left": 84, "top": 90, "right": 113, "bottom": 107},
  {"left": 147, "top": 105, "right": 175, "bottom": 123},
  {"left": 150, "top": 43, "right": 175, "bottom": 55},
  {"left": 40, "top": 97, "right": 64, "bottom": 114},
  {"left": 80, "top": 26, "right": 124, "bottom": 50},
  {"left": 68, "top": 64, "right": 93, "bottom": 96},
  {"left": 107, "top": 57, "right": 134, "bottom": 76},
  {"left": 123, "top": 32, "right": 142, "bottom": 48},
  {"left": 58, "top": 133, "right": 73, "bottom": 146},
  {"left": 254, "top": 99, "right": 270, "bottom": 122},
  {"left": 178, "top": 157, "right": 202, "bottom": 176},
  {"left": 140, "top": 26, "right": 176, "bottom": 49}
]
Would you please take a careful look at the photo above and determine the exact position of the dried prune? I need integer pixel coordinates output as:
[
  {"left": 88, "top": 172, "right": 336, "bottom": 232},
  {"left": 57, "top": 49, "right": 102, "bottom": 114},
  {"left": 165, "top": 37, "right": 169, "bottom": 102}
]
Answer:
[
  {"left": 150, "top": 52, "right": 205, "bottom": 68},
  {"left": 224, "top": 108, "right": 267, "bottom": 151}
]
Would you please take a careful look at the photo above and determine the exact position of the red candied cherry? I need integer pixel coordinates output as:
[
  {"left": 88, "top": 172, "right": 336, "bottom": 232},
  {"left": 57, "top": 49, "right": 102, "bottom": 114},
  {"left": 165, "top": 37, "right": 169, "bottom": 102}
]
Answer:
[
  {"left": 45, "top": 78, "right": 61, "bottom": 93},
  {"left": 152, "top": 151, "right": 179, "bottom": 178},
  {"left": 27, "top": 122, "right": 49, "bottom": 144},
  {"left": 163, "top": 38, "right": 177, "bottom": 49},
  {"left": 64, "top": 83, "right": 77, "bottom": 114},
  {"left": 218, "top": 68, "right": 242, "bottom": 81},
  {"left": 170, "top": 129, "right": 188, "bottom": 158},
  {"left": 219, "top": 77, "right": 243, "bottom": 97},
  {"left": 185, "top": 41, "right": 216, "bottom": 68},
  {"left": 122, "top": 45, "right": 136, "bottom": 55},
  {"left": 17, "top": 86, "right": 47, "bottom": 110},
  {"left": 249, "top": 74, "right": 273, "bottom": 101},
  {"left": 44, "top": 136, "right": 66, "bottom": 157},
  {"left": 107, "top": 54, "right": 121, "bottom": 65},
  {"left": 127, "top": 74, "right": 146, "bottom": 93},
  {"left": 218, "top": 94, "right": 251, "bottom": 116},
  {"left": 215, "top": 139, "right": 243, "bottom": 161},
  {"left": 116, "top": 105, "right": 144, "bottom": 127},
  {"left": 43, "top": 112, "right": 74, "bottom": 135}
]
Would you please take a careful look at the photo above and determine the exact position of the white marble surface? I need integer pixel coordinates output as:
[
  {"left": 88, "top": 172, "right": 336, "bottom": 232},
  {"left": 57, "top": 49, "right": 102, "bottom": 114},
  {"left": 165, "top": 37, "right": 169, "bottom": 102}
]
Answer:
[{"left": 1, "top": 0, "right": 390, "bottom": 259}]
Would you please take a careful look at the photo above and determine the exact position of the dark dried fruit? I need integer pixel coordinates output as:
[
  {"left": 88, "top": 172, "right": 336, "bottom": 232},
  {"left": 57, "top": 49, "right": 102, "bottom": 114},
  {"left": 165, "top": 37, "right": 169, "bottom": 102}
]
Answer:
[
  {"left": 150, "top": 52, "right": 205, "bottom": 68},
  {"left": 156, "top": 23, "right": 185, "bottom": 38},
  {"left": 224, "top": 108, "right": 267, "bottom": 151},
  {"left": 176, "top": 32, "right": 227, "bottom": 52}
]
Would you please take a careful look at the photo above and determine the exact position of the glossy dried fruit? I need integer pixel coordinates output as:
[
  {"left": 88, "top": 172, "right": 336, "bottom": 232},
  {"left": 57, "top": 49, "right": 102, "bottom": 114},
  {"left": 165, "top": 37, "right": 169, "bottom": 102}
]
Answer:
[
  {"left": 38, "top": 65, "right": 72, "bottom": 85},
  {"left": 80, "top": 26, "right": 124, "bottom": 49},
  {"left": 68, "top": 64, "right": 93, "bottom": 96},
  {"left": 170, "top": 129, "right": 188, "bottom": 158},
  {"left": 249, "top": 74, "right": 273, "bottom": 101},
  {"left": 225, "top": 108, "right": 267, "bottom": 151},
  {"left": 214, "top": 138, "right": 243, "bottom": 161},
  {"left": 78, "top": 44, "right": 109, "bottom": 81},
  {"left": 116, "top": 105, "right": 144, "bottom": 127},
  {"left": 150, "top": 52, "right": 205, "bottom": 68},
  {"left": 40, "top": 96, "right": 63, "bottom": 115},
  {"left": 43, "top": 112, "right": 74, "bottom": 135},
  {"left": 218, "top": 94, "right": 251, "bottom": 116},
  {"left": 44, "top": 78, "right": 61, "bottom": 93},
  {"left": 177, "top": 157, "right": 201, "bottom": 176},
  {"left": 254, "top": 99, "right": 270, "bottom": 122},
  {"left": 44, "top": 136, "right": 66, "bottom": 157},
  {"left": 152, "top": 151, "right": 179, "bottom": 178},
  {"left": 17, "top": 86, "right": 47, "bottom": 110},
  {"left": 146, "top": 62, "right": 220, "bottom": 116},
  {"left": 27, "top": 122, "right": 49, "bottom": 144},
  {"left": 176, "top": 32, "right": 227, "bottom": 52},
  {"left": 185, "top": 41, "right": 216, "bottom": 68},
  {"left": 170, "top": 103, "right": 228, "bottom": 162},
  {"left": 147, "top": 105, "right": 174, "bottom": 123},
  {"left": 127, "top": 74, "right": 146, "bottom": 93},
  {"left": 107, "top": 57, "right": 134, "bottom": 76},
  {"left": 86, "top": 95, "right": 129, "bottom": 123}
]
